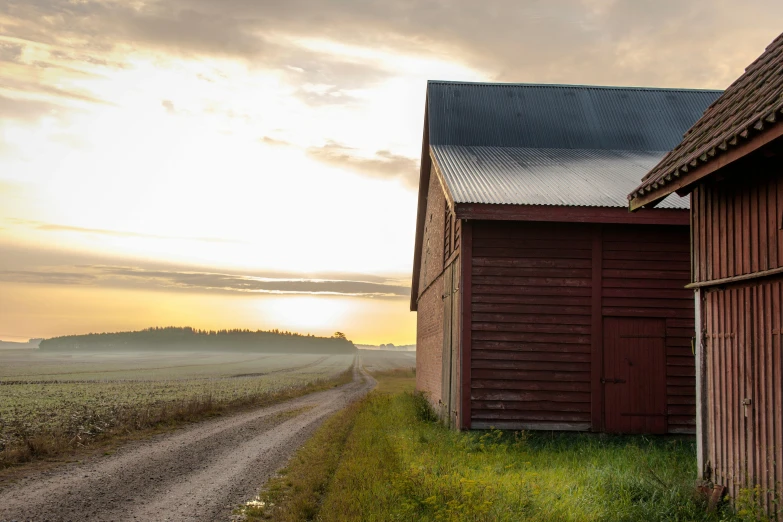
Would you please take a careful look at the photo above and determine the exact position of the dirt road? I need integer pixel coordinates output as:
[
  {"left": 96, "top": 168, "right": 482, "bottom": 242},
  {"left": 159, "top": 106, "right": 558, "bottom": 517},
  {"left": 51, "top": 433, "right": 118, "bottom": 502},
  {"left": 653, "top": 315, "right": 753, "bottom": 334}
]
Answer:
[{"left": 0, "top": 365, "right": 374, "bottom": 522}]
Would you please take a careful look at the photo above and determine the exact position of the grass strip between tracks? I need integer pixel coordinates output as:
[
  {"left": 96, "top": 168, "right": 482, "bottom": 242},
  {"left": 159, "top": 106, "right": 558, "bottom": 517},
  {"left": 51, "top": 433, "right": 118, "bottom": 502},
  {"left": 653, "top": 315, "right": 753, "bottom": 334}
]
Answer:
[{"left": 242, "top": 368, "right": 766, "bottom": 522}]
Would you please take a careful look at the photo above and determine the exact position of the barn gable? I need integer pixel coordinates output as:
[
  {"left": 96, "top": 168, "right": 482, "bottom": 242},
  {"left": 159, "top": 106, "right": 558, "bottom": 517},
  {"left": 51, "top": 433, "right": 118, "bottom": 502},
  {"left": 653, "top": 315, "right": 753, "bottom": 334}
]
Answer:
[{"left": 412, "top": 81, "right": 721, "bottom": 433}]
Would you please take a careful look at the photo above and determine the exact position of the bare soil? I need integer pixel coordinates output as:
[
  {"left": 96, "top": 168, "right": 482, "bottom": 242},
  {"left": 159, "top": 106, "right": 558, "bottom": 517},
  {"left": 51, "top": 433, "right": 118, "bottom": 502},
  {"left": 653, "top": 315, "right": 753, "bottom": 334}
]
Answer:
[{"left": 0, "top": 365, "right": 374, "bottom": 522}]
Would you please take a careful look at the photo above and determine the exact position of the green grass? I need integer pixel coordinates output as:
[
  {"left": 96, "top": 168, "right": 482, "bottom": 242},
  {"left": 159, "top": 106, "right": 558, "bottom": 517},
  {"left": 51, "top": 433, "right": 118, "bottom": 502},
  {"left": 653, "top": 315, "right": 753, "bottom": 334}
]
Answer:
[
  {"left": 246, "top": 371, "right": 753, "bottom": 522},
  {"left": 238, "top": 400, "right": 363, "bottom": 521},
  {"left": 0, "top": 351, "right": 354, "bottom": 467}
]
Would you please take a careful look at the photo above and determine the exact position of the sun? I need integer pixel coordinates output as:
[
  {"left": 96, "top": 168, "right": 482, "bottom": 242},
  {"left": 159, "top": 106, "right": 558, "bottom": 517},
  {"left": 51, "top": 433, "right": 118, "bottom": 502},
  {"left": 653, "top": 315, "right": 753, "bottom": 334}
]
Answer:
[{"left": 260, "top": 295, "right": 355, "bottom": 335}]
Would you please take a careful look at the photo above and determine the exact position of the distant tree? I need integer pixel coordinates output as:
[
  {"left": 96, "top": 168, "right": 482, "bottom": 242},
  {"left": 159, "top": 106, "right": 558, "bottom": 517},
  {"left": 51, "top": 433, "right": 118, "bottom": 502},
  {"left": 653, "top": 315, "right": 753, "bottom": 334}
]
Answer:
[{"left": 332, "top": 332, "right": 347, "bottom": 340}]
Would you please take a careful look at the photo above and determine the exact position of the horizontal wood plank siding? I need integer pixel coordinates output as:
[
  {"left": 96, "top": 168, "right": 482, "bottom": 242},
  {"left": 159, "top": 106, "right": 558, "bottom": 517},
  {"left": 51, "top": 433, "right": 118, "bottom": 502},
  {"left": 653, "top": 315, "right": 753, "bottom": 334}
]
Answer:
[
  {"left": 469, "top": 221, "right": 694, "bottom": 433},
  {"left": 602, "top": 225, "right": 696, "bottom": 434},
  {"left": 471, "top": 221, "right": 593, "bottom": 429}
]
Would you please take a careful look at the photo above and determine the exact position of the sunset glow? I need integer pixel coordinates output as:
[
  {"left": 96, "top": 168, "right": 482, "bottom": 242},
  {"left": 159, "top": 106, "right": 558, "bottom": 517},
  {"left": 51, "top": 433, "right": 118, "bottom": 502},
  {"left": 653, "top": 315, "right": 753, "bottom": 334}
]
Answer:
[{"left": 1, "top": 0, "right": 781, "bottom": 344}]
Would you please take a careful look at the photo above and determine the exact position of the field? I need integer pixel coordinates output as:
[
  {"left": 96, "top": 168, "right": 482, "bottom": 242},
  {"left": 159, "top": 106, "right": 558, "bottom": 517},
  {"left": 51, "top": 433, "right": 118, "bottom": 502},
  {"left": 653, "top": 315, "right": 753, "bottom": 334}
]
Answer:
[
  {"left": 0, "top": 349, "right": 354, "bottom": 466},
  {"left": 245, "top": 371, "right": 758, "bottom": 522},
  {"left": 358, "top": 349, "right": 415, "bottom": 374}
]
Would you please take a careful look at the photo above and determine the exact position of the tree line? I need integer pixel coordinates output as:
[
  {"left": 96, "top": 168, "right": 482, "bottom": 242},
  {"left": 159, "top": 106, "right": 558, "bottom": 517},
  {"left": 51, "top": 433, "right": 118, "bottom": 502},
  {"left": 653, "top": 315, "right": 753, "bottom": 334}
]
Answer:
[{"left": 39, "top": 326, "right": 356, "bottom": 354}]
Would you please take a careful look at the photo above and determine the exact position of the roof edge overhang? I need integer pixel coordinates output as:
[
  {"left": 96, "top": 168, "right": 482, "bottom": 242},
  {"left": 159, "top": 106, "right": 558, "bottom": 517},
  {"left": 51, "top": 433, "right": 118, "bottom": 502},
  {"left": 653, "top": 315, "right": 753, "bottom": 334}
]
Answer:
[
  {"left": 629, "top": 122, "right": 783, "bottom": 211},
  {"left": 411, "top": 109, "right": 460, "bottom": 311},
  {"left": 455, "top": 203, "right": 689, "bottom": 226},
  {"left": 410, "top": 95, "right": 429, "bottom": 312}
]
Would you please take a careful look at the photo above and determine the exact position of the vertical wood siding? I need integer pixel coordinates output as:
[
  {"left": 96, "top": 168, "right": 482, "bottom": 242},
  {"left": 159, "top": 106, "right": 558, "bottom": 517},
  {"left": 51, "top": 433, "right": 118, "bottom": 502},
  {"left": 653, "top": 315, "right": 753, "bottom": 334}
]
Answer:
[
  {"left": 692, "top": 169, "right": 783, "bottom": 284},
  {"left": 692, "top": 162, "right": 783, "bottom": 516},
  {"left": 469, "top": 221, "right": 694, "bottom": 433},
  {"left": 705, "top": 280, "right": 783, "bottom": 515}
]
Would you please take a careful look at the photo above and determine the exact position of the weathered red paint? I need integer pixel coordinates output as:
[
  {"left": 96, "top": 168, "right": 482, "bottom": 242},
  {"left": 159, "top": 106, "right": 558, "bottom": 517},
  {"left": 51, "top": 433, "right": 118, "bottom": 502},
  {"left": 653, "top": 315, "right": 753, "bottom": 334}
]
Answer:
[
  {"left": 603, "top": 317, "right": 667, "bottom": 434},
  {"left": 465, "top": 221, "right": 694, "bottom": 433},
  {"left": 460, "top": 220, "right": 472, "bottom": 430},
  {"left": 691, "top": 153, "right": 783, "bottom": 513},
  {"left": 456, "top": 204, "right": 690, "bottom": 225}
]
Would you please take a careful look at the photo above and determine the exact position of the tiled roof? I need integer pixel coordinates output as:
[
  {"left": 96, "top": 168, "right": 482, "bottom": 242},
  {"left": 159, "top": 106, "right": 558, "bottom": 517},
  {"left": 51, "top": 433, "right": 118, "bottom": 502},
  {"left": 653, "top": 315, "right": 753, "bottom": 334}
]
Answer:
[
  {"left": 432, "top": 145, "right": 688, "bottom": 208},
  {"left": 629, "top": 32, "right": 783, "bottom": 205}
]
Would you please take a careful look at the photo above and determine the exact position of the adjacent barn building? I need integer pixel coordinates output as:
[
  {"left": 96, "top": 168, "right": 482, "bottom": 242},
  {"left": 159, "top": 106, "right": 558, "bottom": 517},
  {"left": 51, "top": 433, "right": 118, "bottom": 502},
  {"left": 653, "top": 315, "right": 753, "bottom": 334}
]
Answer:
[
  {"left": 412, "top": 81, "right": 721, "bottom": 434},
  {"left": 629, "top": 32, "right": 783, "bottom": 514}
]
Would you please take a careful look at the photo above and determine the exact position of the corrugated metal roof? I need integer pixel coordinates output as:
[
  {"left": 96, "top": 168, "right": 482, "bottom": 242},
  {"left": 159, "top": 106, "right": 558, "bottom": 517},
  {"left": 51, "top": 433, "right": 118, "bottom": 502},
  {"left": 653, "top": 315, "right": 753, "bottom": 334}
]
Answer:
[
  {"left": 630, "top": 32, "right": 783, "bottom": 206},
  {"left": 428, "top": 81, "right": 722, "bottom": 151},
  {"left": 432, "top": 145, "right": 689, "bottom": 208}
]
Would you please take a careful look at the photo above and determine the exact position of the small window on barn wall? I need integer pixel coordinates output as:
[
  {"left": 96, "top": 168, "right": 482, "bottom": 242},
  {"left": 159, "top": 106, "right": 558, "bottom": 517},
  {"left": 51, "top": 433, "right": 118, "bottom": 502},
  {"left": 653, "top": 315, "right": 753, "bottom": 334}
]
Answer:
[{"left": 444, "top": 204, "right": 453, "bottom": 262}]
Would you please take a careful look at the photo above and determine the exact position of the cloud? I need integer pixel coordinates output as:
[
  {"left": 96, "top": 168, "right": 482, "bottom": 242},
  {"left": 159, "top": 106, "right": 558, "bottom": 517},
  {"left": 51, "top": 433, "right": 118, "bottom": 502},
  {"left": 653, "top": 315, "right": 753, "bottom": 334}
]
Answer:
[
  {"left": 260, "top": 136, "right": 290, "bottom": 147},
  {"left": 0, "top": 94, "right": 59, "bottom": 122},
  {"left": 0, "top": 76, "right": 111, "bottom": 106},
  {"left": 0, "top": 270, "right": 97, "bottom": 285},
  {"left": 0, "top": 264, "right": 410, "bottom": 298},
  {"left": 0, "top": 42, "right": 23, "bottom": 63},
  {"left": 4, "top": 0, "right": 781, "bottom": 91},
  {"left": 7, "top": 218, "right": 243, "bottom": 244},
  {"left": 307, "top": 141, "right": 418, "bottom": 188}
]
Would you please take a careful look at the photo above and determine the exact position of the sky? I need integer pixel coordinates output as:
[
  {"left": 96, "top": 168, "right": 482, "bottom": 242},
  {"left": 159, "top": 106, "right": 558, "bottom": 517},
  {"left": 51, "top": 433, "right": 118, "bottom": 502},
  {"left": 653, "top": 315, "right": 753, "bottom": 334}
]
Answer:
[{"left": 1, "top": 1, "right": 781, "bottom": 344}]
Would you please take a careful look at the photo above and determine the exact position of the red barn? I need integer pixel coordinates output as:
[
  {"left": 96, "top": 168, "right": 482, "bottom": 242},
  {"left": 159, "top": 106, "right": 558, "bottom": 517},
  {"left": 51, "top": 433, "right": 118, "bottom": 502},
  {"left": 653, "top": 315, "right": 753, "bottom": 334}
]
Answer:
[
  {"left": 629, "top": 33, "right": 783, "bottom": 514},
  {"left": 412, "top": 81, "right": 721, "bottom": 433}
]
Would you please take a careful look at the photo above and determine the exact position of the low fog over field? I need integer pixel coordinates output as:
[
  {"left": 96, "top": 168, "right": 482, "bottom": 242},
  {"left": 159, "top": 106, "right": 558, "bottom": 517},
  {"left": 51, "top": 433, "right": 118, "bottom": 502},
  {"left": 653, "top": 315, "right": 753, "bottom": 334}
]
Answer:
[
  {"left": 0, "top": 329, "right": 359, "bottom": 467},
  {"left": 360, "top": 349, "right": 416, "bottom": 373}
]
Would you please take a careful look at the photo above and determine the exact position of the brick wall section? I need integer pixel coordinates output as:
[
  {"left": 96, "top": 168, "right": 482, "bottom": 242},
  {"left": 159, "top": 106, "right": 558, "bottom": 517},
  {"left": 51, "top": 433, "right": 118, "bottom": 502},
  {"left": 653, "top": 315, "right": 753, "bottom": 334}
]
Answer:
[
  {"left": 419, "top": 166, "right": 447, "bottom": 295},
  {"left": 416, "top": 276, "right": 444, "bottom": 405},
  {"left": 416, "top": 165, "right": 448, "bottom": 405}
]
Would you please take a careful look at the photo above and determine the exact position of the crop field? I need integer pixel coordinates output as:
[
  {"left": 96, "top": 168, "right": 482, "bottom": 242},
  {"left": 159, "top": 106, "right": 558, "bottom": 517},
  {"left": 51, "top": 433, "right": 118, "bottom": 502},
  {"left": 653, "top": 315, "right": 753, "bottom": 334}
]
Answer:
[
  {"left": 358, "top": 349, "right": 415, "bottom": 373},
  {"left": 0, "top": 350, "right": 354, "bottom": 466}
]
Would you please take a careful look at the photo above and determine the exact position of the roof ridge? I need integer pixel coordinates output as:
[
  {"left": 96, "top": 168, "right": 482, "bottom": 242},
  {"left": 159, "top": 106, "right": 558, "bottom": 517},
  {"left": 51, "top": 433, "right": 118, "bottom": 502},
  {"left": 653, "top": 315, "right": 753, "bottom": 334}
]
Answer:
[
  {"left": 433, "top": 144, "right": 672, "bottom": 154},
  {"left": 426, "top": 80, "right": 722, "bottom": 93}
]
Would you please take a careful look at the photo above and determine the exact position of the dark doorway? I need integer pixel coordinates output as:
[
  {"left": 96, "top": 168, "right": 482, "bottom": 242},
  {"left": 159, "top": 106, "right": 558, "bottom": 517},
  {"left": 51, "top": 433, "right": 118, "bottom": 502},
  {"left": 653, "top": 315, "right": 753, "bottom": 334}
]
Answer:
[{"left": 603, "top": 317, "right": 667, "bottom": 434}]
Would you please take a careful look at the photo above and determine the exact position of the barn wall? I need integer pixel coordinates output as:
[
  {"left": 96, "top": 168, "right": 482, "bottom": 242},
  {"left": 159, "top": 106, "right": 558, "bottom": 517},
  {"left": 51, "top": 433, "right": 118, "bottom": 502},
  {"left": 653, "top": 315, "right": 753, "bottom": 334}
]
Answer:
[
  {"left": 601, "top": 225, "right": 696, "bottom": 434},
  {"left": 416, "top": 164, "right": 453, "bottom": 406},
  {"left": 470, "top": 221, "right": 593, "bottom": 430},
  {"left": 418, "top": 166, "right": 448, "bottom": 296},
  {"left": 692, "top": 163, "right": 783, "bottom": 284},
  {"left": 417, "top": 276, "right": 445, "bottom": 405},
  {"left": 692, "top": 156, "right": 783, "bottom": 513},
  {"left": 704, "top": 280, "right": 783, "bottom": 515},
  {"left": 469, "top": 220, "right": 694, "bottom": 433}
]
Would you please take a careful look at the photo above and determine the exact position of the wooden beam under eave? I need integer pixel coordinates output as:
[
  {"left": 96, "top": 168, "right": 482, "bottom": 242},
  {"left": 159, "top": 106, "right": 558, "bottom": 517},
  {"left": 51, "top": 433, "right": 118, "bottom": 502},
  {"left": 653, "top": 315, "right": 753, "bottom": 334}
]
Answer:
[
  {"left": 455, "top": 203, "right": 689, "bottom": 226},
  {"left": 628, "top": 191, "right": 670, "bottom": 212}
]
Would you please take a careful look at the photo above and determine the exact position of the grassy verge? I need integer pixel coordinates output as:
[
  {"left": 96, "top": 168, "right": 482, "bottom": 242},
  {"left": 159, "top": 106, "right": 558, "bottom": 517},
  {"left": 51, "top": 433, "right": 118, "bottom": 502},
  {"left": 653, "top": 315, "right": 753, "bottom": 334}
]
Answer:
[
  {"left": 0, "top": 367, "right": 354, "bottom": 470},
  {"left": 238, "top": 369, "right": 416, "bottom": 521},
  {"left": 238, "top": 399, "right": 363, "bottom": 521},
  {"left": 245, "top": 370, "right": 754, "bottom": 522}
]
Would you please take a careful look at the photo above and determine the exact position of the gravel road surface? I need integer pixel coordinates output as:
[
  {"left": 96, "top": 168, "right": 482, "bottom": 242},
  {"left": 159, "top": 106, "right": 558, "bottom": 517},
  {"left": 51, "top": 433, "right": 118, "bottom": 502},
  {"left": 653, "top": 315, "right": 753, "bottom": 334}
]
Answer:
[{"left": 0, "top": 364, "right": 374, "bottom": 522}]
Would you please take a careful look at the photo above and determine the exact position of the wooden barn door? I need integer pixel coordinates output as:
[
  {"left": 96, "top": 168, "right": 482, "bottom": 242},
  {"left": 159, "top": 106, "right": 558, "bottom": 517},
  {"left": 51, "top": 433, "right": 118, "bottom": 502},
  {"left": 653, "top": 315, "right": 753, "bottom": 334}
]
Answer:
[
  {"left": 603, "top": 317, "right": 667, "bottom": 434},
  {"left": 441, "top": 260, "right": 460, "bottom": 428}
]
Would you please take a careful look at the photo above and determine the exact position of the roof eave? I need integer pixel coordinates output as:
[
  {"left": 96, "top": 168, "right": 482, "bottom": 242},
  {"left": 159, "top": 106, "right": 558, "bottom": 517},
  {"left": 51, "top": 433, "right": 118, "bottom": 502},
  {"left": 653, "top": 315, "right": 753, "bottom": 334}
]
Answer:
[
  {"left": 629, "top": 122, "right": 783, "bottom": 212},
  {"left": 628, "top": 191, "right": 672, "bottom": 212},
  {"left": 410, "top": 94, "right": 430, "bottom": 312},
  {"left": 454, "top": 203, "right": 689, "bottom": 225}
]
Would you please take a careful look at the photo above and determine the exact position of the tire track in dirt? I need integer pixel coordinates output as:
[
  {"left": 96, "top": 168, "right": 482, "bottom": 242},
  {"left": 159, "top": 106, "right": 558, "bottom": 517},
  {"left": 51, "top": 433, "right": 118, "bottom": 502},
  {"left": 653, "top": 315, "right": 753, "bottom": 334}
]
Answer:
[{"left": 0, "top": 363, "right": 374, "bottom": 522}]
